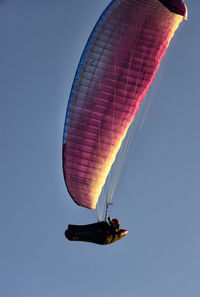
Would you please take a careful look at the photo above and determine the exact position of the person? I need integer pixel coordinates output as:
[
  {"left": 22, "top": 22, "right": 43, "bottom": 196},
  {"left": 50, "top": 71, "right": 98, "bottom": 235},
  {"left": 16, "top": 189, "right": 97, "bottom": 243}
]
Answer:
[
  {"left": 108, "top": 217, "right": 120, "bottom": 231},
  {"left": 65, "top": 217, "right": 127, "bottom": 245}
]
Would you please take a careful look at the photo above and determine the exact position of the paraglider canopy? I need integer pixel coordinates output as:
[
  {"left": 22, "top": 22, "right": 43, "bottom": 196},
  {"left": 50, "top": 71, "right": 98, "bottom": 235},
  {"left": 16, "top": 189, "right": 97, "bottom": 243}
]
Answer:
[{"left": 62, "top": 0, "right": 187, "bottom": 212}]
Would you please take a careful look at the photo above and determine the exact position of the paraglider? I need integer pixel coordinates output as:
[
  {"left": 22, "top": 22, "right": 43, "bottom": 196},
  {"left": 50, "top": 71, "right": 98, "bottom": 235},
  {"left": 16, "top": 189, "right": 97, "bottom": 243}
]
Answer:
[
  {"left": 65, "top": 217, "right": 128, "bottom": 245},
  {"left": 63, "top": 0, "right": 187, "bottom": 244}
]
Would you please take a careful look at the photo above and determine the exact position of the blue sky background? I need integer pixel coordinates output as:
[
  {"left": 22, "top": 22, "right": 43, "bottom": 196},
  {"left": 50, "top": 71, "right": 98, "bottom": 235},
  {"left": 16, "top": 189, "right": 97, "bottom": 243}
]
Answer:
[{"left": 1, "top": 1, "right": 200, "bottom": 297}]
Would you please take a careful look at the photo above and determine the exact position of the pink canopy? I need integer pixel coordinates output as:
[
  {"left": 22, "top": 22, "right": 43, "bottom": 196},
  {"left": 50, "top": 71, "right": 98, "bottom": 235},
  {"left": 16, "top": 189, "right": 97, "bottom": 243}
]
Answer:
[{"left": 63, "top": 0, "right": 187, "bottom": 209}]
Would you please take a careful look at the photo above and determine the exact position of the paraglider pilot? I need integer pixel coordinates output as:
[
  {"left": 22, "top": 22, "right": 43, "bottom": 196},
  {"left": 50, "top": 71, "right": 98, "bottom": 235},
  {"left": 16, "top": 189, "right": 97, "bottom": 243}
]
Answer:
[{"left": 65, "top": 217, "right": 128, "bottom": 245}]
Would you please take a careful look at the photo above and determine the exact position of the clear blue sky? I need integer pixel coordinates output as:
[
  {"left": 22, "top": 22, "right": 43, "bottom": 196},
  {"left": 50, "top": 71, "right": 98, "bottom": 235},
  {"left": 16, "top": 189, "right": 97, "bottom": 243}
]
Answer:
[{"left": 1, "top": 1, "right": 200, "bottom": 297}]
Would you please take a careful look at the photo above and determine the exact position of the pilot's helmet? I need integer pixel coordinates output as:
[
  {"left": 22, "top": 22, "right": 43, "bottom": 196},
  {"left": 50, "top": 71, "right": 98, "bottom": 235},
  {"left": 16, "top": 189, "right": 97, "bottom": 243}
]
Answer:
[{"left": 112, "top": 218, "right": 120, "bottom": 230}]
